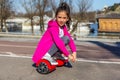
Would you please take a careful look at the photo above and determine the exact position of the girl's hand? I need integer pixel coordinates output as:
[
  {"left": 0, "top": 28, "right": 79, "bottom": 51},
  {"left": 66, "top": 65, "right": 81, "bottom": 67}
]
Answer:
[
  {"left": 72, "top": 52, "right": 77, "bottom": 62},
  {"left": 68, "top": 54, "right": 74, "bottom": 61}
]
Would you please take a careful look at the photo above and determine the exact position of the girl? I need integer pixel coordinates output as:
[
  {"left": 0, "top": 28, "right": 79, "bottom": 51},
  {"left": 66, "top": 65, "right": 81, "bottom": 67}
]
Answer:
[{"left": 32, "top": 2, "right": 77, "bottom": 65}]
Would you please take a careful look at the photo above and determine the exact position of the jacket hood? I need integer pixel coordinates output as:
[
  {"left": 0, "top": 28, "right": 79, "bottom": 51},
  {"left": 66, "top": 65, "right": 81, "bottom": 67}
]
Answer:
[
  {"left": 48, "top": 19, "right": 66, "bottom": 29},
  {"left": 48, "top": 19, "right": 58, "bottom": 28}
]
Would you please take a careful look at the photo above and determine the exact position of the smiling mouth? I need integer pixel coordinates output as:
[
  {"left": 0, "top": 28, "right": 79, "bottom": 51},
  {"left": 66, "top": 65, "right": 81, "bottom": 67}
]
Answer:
[
  {"left": 59, "top": 24, "right": 64, "bottom": 26},
  {"left": 59, "top": 22, "right": 64, "bottom": 25}
]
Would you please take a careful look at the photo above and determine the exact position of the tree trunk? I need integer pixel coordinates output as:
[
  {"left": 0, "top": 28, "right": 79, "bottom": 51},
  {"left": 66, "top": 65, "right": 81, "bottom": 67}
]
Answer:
[
  {"left": 39, "top": 15, "right": 44, "bottom": 35},
  {"left": 31, "top": 18, "right": 34, "bottom": 35},
  {"left": 52, "top": 10, "right": 55, "bottom": 18},
  {"left": 70, "top": 21, "right": 79, "bottom": 34},
  {"left": 0, "top": 19, "right": 3, "bottom": 32},
  {"left": 4, "top": 19, "right": 8, "bottom": 32}
]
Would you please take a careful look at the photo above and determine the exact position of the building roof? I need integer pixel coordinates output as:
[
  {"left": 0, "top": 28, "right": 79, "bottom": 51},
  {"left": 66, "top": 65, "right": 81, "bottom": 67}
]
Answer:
[{"left": 97, "top": 13, "right": 120, "bottom": 19}]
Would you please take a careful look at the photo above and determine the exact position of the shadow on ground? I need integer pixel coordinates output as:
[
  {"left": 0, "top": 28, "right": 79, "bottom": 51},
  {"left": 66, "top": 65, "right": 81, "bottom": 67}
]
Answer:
[{"left": 88, "top": 41, "right": 120, "bottom": 58}]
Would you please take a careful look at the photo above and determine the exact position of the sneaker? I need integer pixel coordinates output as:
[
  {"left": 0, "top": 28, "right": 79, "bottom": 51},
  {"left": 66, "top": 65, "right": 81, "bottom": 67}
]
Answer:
[
  {"left": 43, "top": 56, "right": 58, "bottom": 65},
  {"left": 61, "top": 55, "right": 68, "bottom": 60},
  {"left": 32, "top": 63, "right": 36, "bottom": 68},
  {"left": 54, "top": 52, "right": 68, "bottom": 60},
  {"left": 49, "top": 58, "right": 58, "bottom": 65},
  {"left": 64, "top": 62, "right": 72, "bottom": 68}
]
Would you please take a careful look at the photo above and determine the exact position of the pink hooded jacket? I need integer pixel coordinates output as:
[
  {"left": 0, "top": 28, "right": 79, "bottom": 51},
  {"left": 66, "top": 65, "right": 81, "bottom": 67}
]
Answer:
[{"left": 32, "top": 20, "right": 76, "bottom": 63}]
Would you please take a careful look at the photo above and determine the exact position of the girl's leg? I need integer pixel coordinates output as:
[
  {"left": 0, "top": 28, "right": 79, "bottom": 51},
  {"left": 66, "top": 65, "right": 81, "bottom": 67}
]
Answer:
[
  {"left": 48, "top": 36, "right": 70, "bottom": 56},
  {"left": 43, "top": 36, "right": 70, "bottom": 65}
]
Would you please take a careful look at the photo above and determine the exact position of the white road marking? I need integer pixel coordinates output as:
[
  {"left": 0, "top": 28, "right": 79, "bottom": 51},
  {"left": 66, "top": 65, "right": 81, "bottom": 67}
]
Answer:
[
  {"left": 0, "top": 53, "right": 32, "bottom": 58},
  {"left": 0, "top": 51, "right": 32, "bottom": 58},
  {"left": 0, "top": 52, "right": 120, "bottom": 64},
  {"left": 0, "top": 44, "right": 35, "bottom": 48},
  {"left": 77, "top": 58, "right": 120, "bottom": 64},
  {"left": 5, "top": 52, "right": 17, "bottom": 56}
]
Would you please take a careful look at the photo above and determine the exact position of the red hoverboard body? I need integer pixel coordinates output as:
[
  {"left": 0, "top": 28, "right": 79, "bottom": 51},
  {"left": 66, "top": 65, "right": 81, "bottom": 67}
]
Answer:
[{"left": 36, "top": 59, "right": 68, "bottom": 74}]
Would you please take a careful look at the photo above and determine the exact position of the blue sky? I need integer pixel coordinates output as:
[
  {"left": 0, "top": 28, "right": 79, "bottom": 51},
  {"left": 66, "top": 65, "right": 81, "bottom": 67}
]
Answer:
[
  {"left": 14, "top": 0, "right": 120, "bottom": 13},
  {"left": 92, "top": 0, "right": 120, "bottom": 10}
]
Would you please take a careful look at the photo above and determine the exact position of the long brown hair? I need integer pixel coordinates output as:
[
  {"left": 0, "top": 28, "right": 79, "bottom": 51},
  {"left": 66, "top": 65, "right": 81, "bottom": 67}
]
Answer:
[{"left": 55, "top": 2, "right": 71, "bottom": 30}]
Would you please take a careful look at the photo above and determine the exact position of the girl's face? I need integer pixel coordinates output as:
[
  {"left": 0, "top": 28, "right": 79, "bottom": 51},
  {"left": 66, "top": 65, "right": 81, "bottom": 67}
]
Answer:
[{"left": 56, "top": 11, "right": 68, "bottom": 27}]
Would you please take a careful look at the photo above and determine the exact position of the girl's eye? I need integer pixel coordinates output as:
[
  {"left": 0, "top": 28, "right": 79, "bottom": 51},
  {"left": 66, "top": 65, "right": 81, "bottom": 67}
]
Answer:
[
  {"left": 58, "top": 16, "right": 61, "bottom": 18},
  {"left": 63, "top": 17, "right": 67, "bottom": 19},
  {"left": 58, "top": 17, "right": 67, "bottom": 19}
]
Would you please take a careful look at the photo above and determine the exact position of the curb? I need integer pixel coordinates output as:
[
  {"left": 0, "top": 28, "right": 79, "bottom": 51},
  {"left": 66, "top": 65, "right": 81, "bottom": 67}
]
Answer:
[
  {"left": 0, "top": 33, "right": 120, "bottom": 42},
  {"left": 0, "top": 33, "right": 41, "bottom": 39}
]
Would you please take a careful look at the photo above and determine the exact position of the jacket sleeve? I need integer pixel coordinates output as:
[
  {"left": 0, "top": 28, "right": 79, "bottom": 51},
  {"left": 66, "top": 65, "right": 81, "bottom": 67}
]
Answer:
[
  {"left": 48, "top": 27, "right": 70, "bottom": 57},
  {"left": 64, "top": 26, "right": 76, "bottom": 53}
]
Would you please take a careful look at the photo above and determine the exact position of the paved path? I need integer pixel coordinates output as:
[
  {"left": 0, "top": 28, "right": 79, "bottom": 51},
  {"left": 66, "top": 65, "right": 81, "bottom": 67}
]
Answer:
[
  {"left": 0, "top": 56, "right": 120, "bottom": 80},
  {"left": 0, "top": 37, "right": 120, "bottom": 61},
  {"left": 0, "top": 37, "right": 120, "bottom": 80}
]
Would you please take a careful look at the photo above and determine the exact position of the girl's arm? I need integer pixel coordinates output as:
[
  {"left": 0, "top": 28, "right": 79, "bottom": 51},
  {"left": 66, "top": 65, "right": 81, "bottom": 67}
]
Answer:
[
  {"left": 48, "top": 27, "right": 70, "bottom": 57},
  {"left": 64, "top": 26, "right": 77, "bottom": 62},
  {"left": 64, "top": 26, "right": 76, "bottom": 53}
]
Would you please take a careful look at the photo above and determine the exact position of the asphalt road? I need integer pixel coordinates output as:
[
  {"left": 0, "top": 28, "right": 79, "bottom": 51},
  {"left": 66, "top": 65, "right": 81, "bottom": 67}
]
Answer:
[
  {"left": 0, "top": 37, "right": 120, "bottom": 80},
  {"left": 0, "top": 37, "right": 120, "bottom": 60},
  {"left": 0, "top": 56, "right": 120, "bottom": 80}
]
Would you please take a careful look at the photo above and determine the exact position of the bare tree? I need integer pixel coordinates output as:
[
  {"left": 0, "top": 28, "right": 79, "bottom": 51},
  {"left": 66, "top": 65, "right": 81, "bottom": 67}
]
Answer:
[
  {"left": 49, "top": 0, "right": 58, "bottom": 18},
  {"left": 77, "top": 0, "right": 93, "bottom": 21},
  {"left": 70, "top": 0, "right": 93, "bottom": 34},
  {"left": 0, "top": 0, "right": 13, "bottom": 32},
  {"left": 59, "top": 0, "right": 65, "bottom": 3},
  {"left": 36, "top": 0, "right": 49, "bottom": 34},
  {"left": 60, "top": 0, "right": 73, "bottom": 12},
  {"left": 22, "top": 0, "right": 37, "bottom": 35},
  {"left": 49, "top": 0, "right": 73, "bottom": 18}
]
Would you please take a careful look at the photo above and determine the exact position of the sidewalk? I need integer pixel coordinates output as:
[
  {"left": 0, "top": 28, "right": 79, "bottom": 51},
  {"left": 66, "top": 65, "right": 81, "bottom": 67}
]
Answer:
[
  {"left": 0, "top": 33, "right": 120, "bottom": 62},
  {"left": 0, "top": 33, "right": 120, "bottom": 42},
  {"left": 0, "top": 33, "right": 120, "bottom": 80},
  {"left": 76, "top": 36, "right": 120, "bottom": 42}
]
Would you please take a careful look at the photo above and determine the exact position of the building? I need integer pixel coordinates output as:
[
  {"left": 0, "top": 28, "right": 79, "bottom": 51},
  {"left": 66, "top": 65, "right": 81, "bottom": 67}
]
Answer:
[
  {"left": 5, "top": 15, "right": 52, "bottom": 34},
  {"left": 98, "top": 17, "right": 120, "bottom": 33}
]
